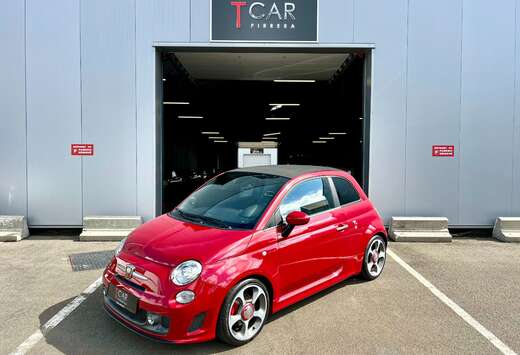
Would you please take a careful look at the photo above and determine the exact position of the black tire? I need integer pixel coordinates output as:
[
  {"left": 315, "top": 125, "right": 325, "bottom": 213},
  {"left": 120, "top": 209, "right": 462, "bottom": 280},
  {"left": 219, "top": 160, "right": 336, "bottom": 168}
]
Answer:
[
  {"left": 216, "top": 278, "right": 270, "bottom": 347},
  {"left": 361, "top": 235, "right": 387, "bottom": 281}
]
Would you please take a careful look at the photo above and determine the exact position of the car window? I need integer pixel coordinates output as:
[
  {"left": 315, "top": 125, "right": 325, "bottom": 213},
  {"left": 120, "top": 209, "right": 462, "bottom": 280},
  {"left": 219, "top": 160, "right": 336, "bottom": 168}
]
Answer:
[
  {"left": 332, "top": 177, "right": 360, "bottom": 206},
  {"left": 265, "top": 209, "right": 282, "bottom": 229},
  {"left": 279, "top": 178, "right": 335, "bottom": 219},
  {"left": 171, "top": 172, "right": 289, "bottom": 230}
]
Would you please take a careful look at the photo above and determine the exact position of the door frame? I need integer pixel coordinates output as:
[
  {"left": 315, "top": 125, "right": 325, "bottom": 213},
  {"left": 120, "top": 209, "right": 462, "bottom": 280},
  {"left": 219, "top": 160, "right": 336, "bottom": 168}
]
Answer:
[{"left": 154, "top": 42, "right": 375, "bottom": 216}]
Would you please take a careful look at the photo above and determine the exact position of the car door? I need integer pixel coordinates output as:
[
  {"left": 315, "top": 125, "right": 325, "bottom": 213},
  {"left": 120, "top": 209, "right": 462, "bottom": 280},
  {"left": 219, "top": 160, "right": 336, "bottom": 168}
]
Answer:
[
  {"left": 275, "top": 177, "right": 345, "bottom": 298},
  {"left": 329, "top": 176, "right": 368, "bottom": 261}
]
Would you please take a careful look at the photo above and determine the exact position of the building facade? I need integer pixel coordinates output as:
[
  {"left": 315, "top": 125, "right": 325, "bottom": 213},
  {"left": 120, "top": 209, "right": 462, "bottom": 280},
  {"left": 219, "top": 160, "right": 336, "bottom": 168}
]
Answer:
[{"left": 1, "top": 0, "right": 519, "bottom": 227}]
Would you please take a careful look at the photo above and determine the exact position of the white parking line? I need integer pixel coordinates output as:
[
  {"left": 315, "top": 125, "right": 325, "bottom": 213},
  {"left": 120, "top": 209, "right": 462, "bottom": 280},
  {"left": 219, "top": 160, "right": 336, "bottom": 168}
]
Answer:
[
  {"left": 9, "top": 277, "right": 102, "bottom": 355},
  {"left": 388, "top": 249, "right": 517, "bottom": 355}
]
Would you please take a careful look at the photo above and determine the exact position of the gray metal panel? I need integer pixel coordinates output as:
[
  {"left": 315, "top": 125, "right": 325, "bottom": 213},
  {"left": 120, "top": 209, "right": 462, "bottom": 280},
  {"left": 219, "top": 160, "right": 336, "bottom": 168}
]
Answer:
[
  {"left": 459, "top": 0, "right": 516, "bottom": 225},
  {"left": 354, "top": 0, "right": 408, "bottom": 222},
  {"left": 319, "top": 0, "right": 354, "bottom": 43},
  {"left": 81, "top": 0, "right": 137, "bottom": 216},
  {"left": 135, "top": 0, "right": 157, "bottom": 221},
  {"left": 515, "top": 0, "right": 520, "bottom": 216},
  {"left": 134, "top": 0, "right": 189, "bottom": 220},
  {"left": 191, "top": 0, "right": 210, "bottom": 42},
  {"left": 404, "top": 0, "right": 462, "bottom": 222},
  {"left": 135, "top": 0, "right": 190, "bottom": 46},
  {"left": 26, "top": 0, "right": 82, "bottom": 226},
  {"left": 0, "top": 0, "right": 27, "bottom": 216}
]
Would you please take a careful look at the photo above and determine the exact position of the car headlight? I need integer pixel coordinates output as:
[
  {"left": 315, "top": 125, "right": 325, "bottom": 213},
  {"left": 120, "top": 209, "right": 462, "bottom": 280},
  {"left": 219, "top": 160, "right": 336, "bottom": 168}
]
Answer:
[
  {"left": 170, "top": 260, "right": 202, "bottom": 286},
  {"left": 114, "top": 237, "right": 127, "bottom": 256}
]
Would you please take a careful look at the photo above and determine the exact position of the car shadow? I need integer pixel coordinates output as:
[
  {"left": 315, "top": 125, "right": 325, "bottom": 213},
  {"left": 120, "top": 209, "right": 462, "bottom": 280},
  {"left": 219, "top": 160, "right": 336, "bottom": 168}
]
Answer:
[
  {"left": 266, "top": 276, "right": 366, "bottom": 323},
  {"left": 39, "top": 276, "right": 369, "bottom": 354},
  {"left": 39, "top": 288, "right": 231, "bottom": 355}
]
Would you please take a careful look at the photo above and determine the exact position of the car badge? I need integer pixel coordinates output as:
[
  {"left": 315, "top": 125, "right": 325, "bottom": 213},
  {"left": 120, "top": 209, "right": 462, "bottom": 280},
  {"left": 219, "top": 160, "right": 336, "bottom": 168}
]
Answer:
[{"left": 125, "top": 264, "right": 135, "bottom": 279}]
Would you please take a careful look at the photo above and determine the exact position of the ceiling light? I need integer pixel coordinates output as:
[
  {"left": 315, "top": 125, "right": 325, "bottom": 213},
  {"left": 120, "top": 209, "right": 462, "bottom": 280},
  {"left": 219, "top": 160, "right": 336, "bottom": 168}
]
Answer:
[
  {"left": 202, "top": 131, "right": 219, "bottom": 135},
  {"left": 329, "top": 132, "right": 347, "bottom": 135},
  {"left": 162, "top": 78, "right": 166, "bottom": 82},
  {"left": 319, "top": 137, "right": 335, "bottom": 140},
  {"left": 208, "top": 136, "right": 224, "bottom": 139},
  {"left": 262, "top": 137, "right": 278, "bottom": 140},
  {"left": 214, "top": 140, "right": 228, "bottom": 143},
  {"left": 312, "top": 140, "right": 327, "bottom": 144},
  {"left": 270, "top": 103, "right": 300, "bottom": 111},
  {"left": 163, "top": 101, "right": 190, "bottom": 105},
  {"left": 265, "top": 117, "right": 291, "bottom": 121},
  {"left": 263, "top": 132, "right": 281, "bottom": 136},
  {"left": 269, "top": 103, "right": 300, "bottom": 106},
  {"left": 359, "top": 117, "right": 364, "bottom": 120},
  {"left": 178, "top": 115, "right": 203, "bottom": 119},
  {"left": 274, "top": 79, "right": 316, "bottom": 83}
]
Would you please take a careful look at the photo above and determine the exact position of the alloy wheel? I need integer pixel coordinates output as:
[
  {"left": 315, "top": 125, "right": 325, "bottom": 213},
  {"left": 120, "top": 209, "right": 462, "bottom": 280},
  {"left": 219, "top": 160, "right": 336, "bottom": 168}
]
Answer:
[
  {"left": 366, "top": 238, "right": 386, "bottom": 277},
  {"left": 228, "top": 284, "right": 268, "bottom": 341}
]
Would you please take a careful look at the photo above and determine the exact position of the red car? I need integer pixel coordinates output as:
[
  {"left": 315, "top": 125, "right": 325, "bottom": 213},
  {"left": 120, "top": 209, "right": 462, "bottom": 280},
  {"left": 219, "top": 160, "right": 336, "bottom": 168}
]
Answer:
[{"left": 103, "top": 165, "right": 387, "bottom": 346}]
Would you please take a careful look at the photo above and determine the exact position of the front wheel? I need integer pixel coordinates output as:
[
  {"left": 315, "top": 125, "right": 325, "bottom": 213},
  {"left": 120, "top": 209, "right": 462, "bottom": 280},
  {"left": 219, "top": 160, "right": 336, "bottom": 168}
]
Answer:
[
  {"left": 216, "top": 278, "right": 270, "bottom": 346},
  {"left": 361, "top": 235, "right": 387, "bottom": 280}
]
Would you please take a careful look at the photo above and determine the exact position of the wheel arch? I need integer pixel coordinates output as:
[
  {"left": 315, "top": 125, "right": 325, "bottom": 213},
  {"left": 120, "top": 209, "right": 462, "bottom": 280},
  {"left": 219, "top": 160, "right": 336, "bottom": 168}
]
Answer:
[{"left": 374, "top": 231, "right": 388, "bottom": 245}]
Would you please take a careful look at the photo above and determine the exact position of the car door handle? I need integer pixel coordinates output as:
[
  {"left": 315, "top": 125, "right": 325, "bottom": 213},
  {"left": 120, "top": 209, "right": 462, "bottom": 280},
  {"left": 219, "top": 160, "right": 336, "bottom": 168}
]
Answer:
[{"left": 336, "top": 224, "right": 349, "bottom": 232}]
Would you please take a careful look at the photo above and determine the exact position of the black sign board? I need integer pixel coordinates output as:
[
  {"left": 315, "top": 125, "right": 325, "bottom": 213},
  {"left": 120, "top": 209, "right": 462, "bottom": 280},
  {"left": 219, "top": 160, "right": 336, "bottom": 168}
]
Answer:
[{"left": 211, "top": 0, "right": 318, "bottom": 42}]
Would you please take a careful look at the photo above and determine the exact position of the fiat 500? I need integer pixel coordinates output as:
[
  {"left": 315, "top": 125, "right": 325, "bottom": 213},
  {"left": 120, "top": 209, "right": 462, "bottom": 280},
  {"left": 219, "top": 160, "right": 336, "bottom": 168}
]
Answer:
[{"left": 103, "top": 165, "right": 387, "bottom": 346}]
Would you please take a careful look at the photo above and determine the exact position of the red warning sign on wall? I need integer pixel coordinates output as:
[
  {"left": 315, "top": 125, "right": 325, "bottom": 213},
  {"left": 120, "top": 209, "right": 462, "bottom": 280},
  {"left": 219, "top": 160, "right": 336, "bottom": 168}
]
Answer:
[
  {"left": 71, "top": 144, "right": 94, "bottom": 156},
  {"left": 432, "top": 145, "right": 454, "bottom": 157}
]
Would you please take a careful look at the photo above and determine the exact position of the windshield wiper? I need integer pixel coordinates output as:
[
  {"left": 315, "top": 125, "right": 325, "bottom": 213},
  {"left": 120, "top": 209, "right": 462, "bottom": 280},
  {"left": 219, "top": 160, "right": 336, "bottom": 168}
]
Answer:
[
  {"left": 196, "top": 215, "right": 233, "bottom": 229},
  {"left": 173, "top": 209, "right": 203, "bottom": 223},
  {"left": 173, "top": 209, "right": 232, "bottom": 229}
]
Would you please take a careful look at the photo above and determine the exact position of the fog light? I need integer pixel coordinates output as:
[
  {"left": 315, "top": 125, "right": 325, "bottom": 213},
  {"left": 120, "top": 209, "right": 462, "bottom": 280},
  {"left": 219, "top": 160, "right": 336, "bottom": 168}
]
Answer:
[
  {"left": 147, "top": 312, "right": 161, "bottom": 326},
  {"left": 176, "top": 290, "right": 195, "bottom": 304}
]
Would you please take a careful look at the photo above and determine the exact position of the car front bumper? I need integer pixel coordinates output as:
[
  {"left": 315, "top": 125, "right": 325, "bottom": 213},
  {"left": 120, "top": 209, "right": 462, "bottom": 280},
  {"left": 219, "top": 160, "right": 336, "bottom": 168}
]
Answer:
[{"left": 102, "top": 263, "right": 217, "bottom": 344}]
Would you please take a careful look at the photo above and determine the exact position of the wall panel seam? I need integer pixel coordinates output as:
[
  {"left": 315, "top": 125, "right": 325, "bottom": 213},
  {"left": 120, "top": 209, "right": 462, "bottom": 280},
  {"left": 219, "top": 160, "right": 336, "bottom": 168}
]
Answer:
[
  {"left": 456, "top": 0, "right": 464, "bottom": 225},
  {"left": 512, "top": 0, "right": 518, "bottom": 215},
  {"left": 79, "top": 0, "right": 84, "bottom": 223},
  {"left": 403, "top": 0, "right": 410, "bottom": 215},
  {"left": 351, "top": 0, "right": 355, "bottom": 43},
  {"left": 135, "top": 0, "right": 138, "bottom": 216},
  {"left": 24, "top": 0, "right": 29, "bottom": 220}
]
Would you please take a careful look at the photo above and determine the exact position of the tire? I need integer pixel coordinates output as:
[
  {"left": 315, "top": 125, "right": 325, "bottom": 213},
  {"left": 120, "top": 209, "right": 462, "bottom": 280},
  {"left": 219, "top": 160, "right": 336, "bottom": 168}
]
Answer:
[
  {"left": 216, "top": 278, "right": 270, "bottom": 346},
  {"left": 361, "top": 235, "right": 387, "bottom": 281}
]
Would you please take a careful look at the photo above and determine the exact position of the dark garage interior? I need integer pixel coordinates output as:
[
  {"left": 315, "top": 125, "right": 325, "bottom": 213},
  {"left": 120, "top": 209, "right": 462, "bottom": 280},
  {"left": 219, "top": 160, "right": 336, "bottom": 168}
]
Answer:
[{"left": 160, "top": 50, "right": 368, "bottom": 211}]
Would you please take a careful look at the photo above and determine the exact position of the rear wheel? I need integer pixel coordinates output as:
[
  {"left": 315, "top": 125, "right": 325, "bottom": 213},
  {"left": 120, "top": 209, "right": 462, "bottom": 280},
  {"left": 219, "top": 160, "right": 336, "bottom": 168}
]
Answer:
[
  {"left": 217, "top": 278, "right": 270, "bottom": 346},
  {"left": 361, "top": 235, "right": 387, "bottom": 280}
]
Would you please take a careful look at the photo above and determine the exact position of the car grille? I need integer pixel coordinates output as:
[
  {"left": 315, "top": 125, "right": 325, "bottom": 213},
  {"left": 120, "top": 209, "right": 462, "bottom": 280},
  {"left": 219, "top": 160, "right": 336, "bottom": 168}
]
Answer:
[
  {"left": 115, "top": 275, "right": 146, "bottom": 292},
  {"left": 104, "top": 293, "right": 170, "bottom": 335}
]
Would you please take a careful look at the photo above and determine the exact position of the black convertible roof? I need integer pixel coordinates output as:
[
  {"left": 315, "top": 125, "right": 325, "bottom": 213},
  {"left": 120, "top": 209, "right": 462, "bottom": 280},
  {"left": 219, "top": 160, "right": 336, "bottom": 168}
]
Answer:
[{"left": 230, "top": 165, "right": 341, "bottom": 179}]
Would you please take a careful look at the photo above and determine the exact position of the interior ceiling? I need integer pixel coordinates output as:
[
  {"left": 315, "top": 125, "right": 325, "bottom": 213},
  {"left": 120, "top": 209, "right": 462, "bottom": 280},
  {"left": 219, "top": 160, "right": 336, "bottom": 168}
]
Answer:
[{"left": 174, "top": 52, "right": 350, "bottom": 81}]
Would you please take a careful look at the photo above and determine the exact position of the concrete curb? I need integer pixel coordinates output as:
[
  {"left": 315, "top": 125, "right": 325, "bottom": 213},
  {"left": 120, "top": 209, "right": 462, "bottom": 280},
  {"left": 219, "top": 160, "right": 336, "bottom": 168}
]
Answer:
[
  {"left": 492, "top": 217, "right": 520, "bottom": 242},
  {"left": 389, "top": 217, "right": 452, "bottom": 243},
  {"left": 79, "top": 216, "right": 142, "bottom": 241},
  {"left": 0, "top": 215, "right": 30, "bottom": 242}
]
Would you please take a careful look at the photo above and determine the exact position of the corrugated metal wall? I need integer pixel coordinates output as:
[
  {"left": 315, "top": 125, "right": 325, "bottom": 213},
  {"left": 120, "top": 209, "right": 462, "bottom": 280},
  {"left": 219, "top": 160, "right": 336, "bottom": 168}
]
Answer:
[{"left": 1, "top": 0, "right": 519, "bottom": 226}]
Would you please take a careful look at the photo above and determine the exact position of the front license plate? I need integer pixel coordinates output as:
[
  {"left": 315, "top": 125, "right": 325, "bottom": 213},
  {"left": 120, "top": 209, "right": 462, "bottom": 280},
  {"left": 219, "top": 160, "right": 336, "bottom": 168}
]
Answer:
[{"left": 108, "top": 284, "right": 138, "bottom": 314}]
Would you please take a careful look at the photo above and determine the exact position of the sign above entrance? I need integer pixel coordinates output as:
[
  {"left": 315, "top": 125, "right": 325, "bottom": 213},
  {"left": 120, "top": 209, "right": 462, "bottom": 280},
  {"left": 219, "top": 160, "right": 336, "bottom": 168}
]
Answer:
[{"left": 211, "top": 0, "right": 318, "bottom": 42}]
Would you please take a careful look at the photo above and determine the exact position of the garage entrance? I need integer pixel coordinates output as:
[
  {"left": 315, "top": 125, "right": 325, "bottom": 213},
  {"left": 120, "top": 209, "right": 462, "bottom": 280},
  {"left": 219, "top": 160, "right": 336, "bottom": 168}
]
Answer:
[{"left": 158, "top": 48, "right": 371, "bottom": 212}]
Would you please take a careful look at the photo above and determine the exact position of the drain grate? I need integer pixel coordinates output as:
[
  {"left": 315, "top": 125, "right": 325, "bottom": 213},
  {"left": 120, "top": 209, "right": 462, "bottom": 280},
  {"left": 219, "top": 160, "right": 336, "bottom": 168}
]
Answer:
[{"left": 69, "top": 250, "right": 114, "bottom": 272}]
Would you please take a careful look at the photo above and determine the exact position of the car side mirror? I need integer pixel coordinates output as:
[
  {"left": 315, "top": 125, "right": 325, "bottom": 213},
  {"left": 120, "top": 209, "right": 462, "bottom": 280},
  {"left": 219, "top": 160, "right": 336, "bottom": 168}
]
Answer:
[{"left": 281, "top": 211, "right": 310, "bottom": 237}]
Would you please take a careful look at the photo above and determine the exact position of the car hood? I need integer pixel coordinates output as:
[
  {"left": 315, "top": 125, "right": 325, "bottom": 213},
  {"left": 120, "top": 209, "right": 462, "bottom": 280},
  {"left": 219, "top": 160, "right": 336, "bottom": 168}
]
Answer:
[{"left": 122, "top": 214, "right": 253, "bottom": 266}]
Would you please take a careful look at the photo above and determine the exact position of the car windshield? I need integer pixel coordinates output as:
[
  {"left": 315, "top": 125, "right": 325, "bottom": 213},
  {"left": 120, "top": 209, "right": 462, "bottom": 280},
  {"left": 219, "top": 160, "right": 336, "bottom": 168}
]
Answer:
[{"left": 170, "top": 171, "right": 289, "bottom": 230}]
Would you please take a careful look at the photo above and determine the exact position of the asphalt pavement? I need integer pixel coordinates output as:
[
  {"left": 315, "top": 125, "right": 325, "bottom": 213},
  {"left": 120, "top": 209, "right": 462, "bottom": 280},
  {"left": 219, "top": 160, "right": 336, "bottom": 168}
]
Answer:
[{"left": 1, "top": 232, "right": 518, "bottom": 355}]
